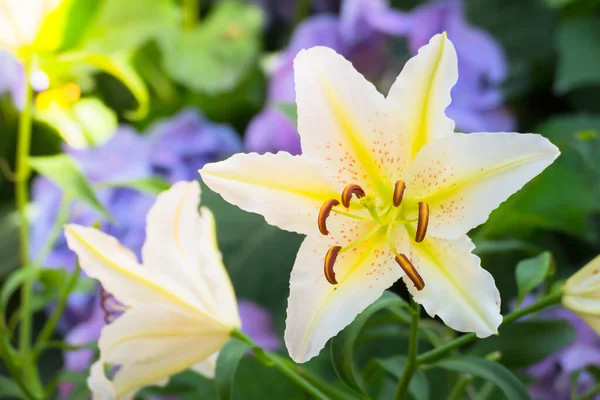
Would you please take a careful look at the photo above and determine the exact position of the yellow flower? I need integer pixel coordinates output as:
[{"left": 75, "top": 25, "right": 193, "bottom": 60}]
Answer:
[
  {"left": 65, "top": 181, "right": 240, "bottom": 399},
  {"left": 200, "top": 34, "right": 559, "bottom": 363},
  {"left": 563, "top": 254, "right": 600, "bottom": 334}
]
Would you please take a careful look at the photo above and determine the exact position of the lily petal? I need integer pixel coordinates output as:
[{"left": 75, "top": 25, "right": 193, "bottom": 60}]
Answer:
[
  {"left": 285, "top": 217, "right": 409, "bottom": 362},
  {"left": 201, "top": 152, "right": 340, "bottom": 235},
  {"left": 294, "top": 46, "right": 397, "bottom": 196},
  {"left": 64, "top": 224, "right": 203, "bottom": 315},
  {"left": 98, "top": 305, "right": 229, "bottom": 397},
  {"left": 190, "top": 352, "right": 219, "bottom": 379},
  {"left": 386, "top": 33, "right": 458, "bottom": 158},
  {"left": 405, "top": 132, "right": 560, "bottom": 239},
  {"left": 408, "top": 234, "right": 501, "bottom": 337},
  {"left": 142, "top": 181, "right": 240, "bottom": 328}
]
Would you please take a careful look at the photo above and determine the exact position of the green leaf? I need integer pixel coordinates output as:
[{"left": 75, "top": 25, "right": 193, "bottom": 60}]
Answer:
[
  {"left": 330, "top": 291, "right": 408, "bottom": 394},
  {"left": 59, "top": 52, "right": 150, "bottom": 120},
  {"left": 215, "top": 338, "right": 252, "bottom": 400},
  {"left": 78, "top": 0, "right": 179, "bottom": 53},
  {"left": 1, "top": 267, "right": 39, "bottom": 311},
  {"left": 29, "top": 154, "right": 112, "bottom": 221},
  {"left": 515, "top": 252, "right": 554, "bottom": 306},
  {"left": 159, "top": 1, "right": 264, "bottom": 94},
  {"left": 274, "top": 103, "right": 297, "bottom": 127},
  {"left": 105, "top": 177, "right": 171, "bottom": 195},
  {"left": 556, "top": 16, "right": 600, "bottom": 93},
  {"left": 0, "top": 207, "right": 20, "bottom": 280},
  {"left": 435, "top": 355, "right": 530, "bottom": 400},
  {"left": 0, "top": 375, "right": 25, "bottom": 399},
  {"left": 372, "top": 356, "right": 430, "bottom": 400},
  {"left": 470, "top": 320, "right": 576, "bottom": 368}
]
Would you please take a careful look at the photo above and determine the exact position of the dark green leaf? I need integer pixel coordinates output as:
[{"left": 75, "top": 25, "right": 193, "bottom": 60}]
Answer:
[
  {"left": 0, "top": 207, "right": 20, "bottom": 280},
  {"left": 216, "top": 338, "right": 252, "bottom": 400},
  {"left": 29, "top": 154, "right": 112, "bottom": 221},
  {"left": 330, "top": 291, "right": 407, "bottom": 394},
  {"left": 274, "top": 103, "right": 297, "bottom": 127},
  {"left": 470, "top": 320, "right": 576, "bottom": 367},
  {"left": 159, "top": 1, "right": 264, "bottom": 94},
  {"left": 515, "top": 252, "right": 553, "bottom": 305},
  {"left": 373, "top": 356, "right": 430, "bottom": 400},
  {"left": 0, "top": 375, "right": 24, "bottom": 399},
  {"left": 106, "top": 177, "right": 171, "bottom": 195},
  {"left": 435, "top": 355, "right": 530, "bottom": 400},
  {"left": 556, "top": 16, "right": 600, "bottom": 93}
]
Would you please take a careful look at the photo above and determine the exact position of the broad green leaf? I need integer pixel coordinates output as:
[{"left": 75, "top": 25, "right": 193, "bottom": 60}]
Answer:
[
  {"left": 330, "top": 291, "right": 408, "bottom": 394},
  {"left": 29, "top": 154, "right": 111, "bottom": 221},
  {"left": 470, "top": 320, "right": 576, "bottom": 368},
  {"left": 56, "top": 0, "right": 101, "bottom": 51},
  {"left": 372, "top": 356, "right": 430, "bottom": 400},
  {"left": 78, "top": 0, "right": 179, "bottom": 53},
  {"left": 556, "top": 16, "right": 600, "bottom": 93},
  {"left": 106, "top": 177, "right": 171, "bottom": 195},
  {"left": 159, "top": 1, "right": 264, "bottom": 94},
  {"left": 275, "top": 103, "right": 297, "bottom": 127},
  {"left": 515, "top": 252, "right": 554, "bottom": 306},
  {"left": 33, "top": 0, "right": 77, "bottom": 53},
  {"left": 435, "top": 355, "right": 530, "bottom": 400},
  {"left": 0, "top": 375, "right": 24, "bottom": 399},
  {"left": 215, "top": 338, "right": 252, "bottom": 400}
]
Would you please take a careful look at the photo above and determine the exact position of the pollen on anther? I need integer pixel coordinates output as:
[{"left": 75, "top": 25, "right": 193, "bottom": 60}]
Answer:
[
  {"left": 318, "top": 199, "right": 339, "bottom": 235},
  {"left": 341, "top": 184, "right": 366, "bottom": 208},
  {"left": 393, "top": 180, "right": 406, "bottom": 207},
  {"left": 415, "top": 202, "right": 429, "bottom": 243},
  {"left": 324, "top": 246, "right": 342, "bottom": 285},
  {"left": 395, "top": 254, "right": 425, "bottom": 290}
]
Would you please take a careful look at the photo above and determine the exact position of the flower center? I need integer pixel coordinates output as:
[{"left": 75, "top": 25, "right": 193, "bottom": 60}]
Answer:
[{"left": 317, "top": 182, "right": 429, "bottom": 290}]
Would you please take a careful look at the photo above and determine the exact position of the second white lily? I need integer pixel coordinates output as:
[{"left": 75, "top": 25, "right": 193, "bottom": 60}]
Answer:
[
  {"left": 65, "top": 181, "right": 240, "bottom": 399},
  {"left": 200, "top": 33, "right": 560, "bottom": 363}
]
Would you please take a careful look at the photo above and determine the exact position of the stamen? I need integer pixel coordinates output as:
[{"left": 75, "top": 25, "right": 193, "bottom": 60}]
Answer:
[
  {"left": 415, "top": 202, "right": 429, "bottom": 243},
  {"left": 395, "top": 254, "right": 425, "bottom": 290},
  {"left": 324, "top": 245, "right": 342, "bottom": 285},
  {"left": 392, "top": 180, "right": 406, "bottom": 207},
  {"left": 318, "top": 199, "right": 340, "bottom": 235},
  {"left": 341, "top": 184, "right": 366, "bottom": 208}
]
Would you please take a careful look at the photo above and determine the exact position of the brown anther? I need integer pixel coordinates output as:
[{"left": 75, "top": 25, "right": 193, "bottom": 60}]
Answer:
[
  {"left": 100, "top": 286, "right": 115, "bottom": 324},
  {"left": 415, "top": 202, "right": 429, "bottom": 243},
  {"left": 324, "top": 246, "right": 342, "bottom": 285},
  {"left": 318, "top": 199, "right": 340, "bottom": 235},
  {"left": 395, "top": 254, "right": 425, "bottom": 290},
  {"left": 392, "top": 180, "right": 406, "bottom": 207},
  {"left": 341, "top": 184, "right": 366, "bottom": 208}
]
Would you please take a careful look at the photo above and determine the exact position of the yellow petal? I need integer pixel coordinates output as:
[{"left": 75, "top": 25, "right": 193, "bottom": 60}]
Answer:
[
  {"left": 405, "top": 132, "right": 559, "bottom": 239},
  {"left": 142, "top": 181, "right": 240, "bottom": 328},
  {"left": 201, "top": 152, "right": 340, "bottom": 235},
  {"left": 285, "top": 217, "right": 409, "bottom": 362},
  {"left": 294, "top": 46, "right": 394, "bottom": 196},
  {"left": 386, "top": 33, "right": 458, "bottom": 158},
  {"left": 408, "top": 234, "right": 501, "bottom": 337}
]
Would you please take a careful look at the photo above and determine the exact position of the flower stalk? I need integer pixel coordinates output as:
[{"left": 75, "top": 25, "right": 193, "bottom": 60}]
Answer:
[{"left": 393, "top": 301, "right": 420, "bottom": 400}]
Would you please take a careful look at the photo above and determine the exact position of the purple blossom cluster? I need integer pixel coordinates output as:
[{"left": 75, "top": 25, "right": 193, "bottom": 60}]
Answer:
[
  {"left": 29, "top": 108, "right": 280, "bottom": 397},
  {"left": 246, "top": 0, "right": 514, "bottom": 155}
]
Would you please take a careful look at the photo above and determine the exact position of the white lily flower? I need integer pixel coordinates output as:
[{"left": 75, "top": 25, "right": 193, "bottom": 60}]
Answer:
[
  {"left": 200, "top": 34, "right": 559, "bottom": 363},
  {"left": 563, "top": 254, "right": 600, "bottom": 335},
  {"left": 0, "top": 0, "right": 66, "bottom": 56},
  {"left": 64, "top": 181, "right": 240, "bottom": 399}
]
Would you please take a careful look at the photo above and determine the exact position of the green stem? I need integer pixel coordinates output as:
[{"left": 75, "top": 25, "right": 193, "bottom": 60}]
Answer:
[
  {"left": 231, "top": 330, "right": 331, "bottom": 400},
  {"left": 0, "top": 337, "right": 39, "bottom": 400},
  {"left": 183, "top": 0, "right": 199, "bottom": 29},
  {"left": 394, "top": 301, "right": 420, "bottom": 400},
  {"left": 417, "top": 291, "right": 563, "bottom": 365},
  {"left": 34, "top": 264, "right": 81, "bottom": 359},
  {"left": 447, "top": 374, "right": 473, "bottom": 400},
  {"left": 579, "top": 383, "right": 600, "bottom": 400}
]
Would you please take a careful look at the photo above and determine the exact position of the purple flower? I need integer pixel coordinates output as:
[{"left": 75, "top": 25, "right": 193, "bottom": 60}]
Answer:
[
  {"left": 0, "top": 51, "right": 25, "bottom": 109},
  {"left": 149, "top": 108, "right": 242, "bottom": 182},
  {"left": 404, "top": 0, "right": 514, "bottom": 132},
  {"left": 520, "top": 299, "right": 600, "bottom": 400},
  {"left": 245, "top": 107, "right": 301, "bottom": 155},
  {"left": 238, "top": 300, "right": 281, "bottom": 351}
]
